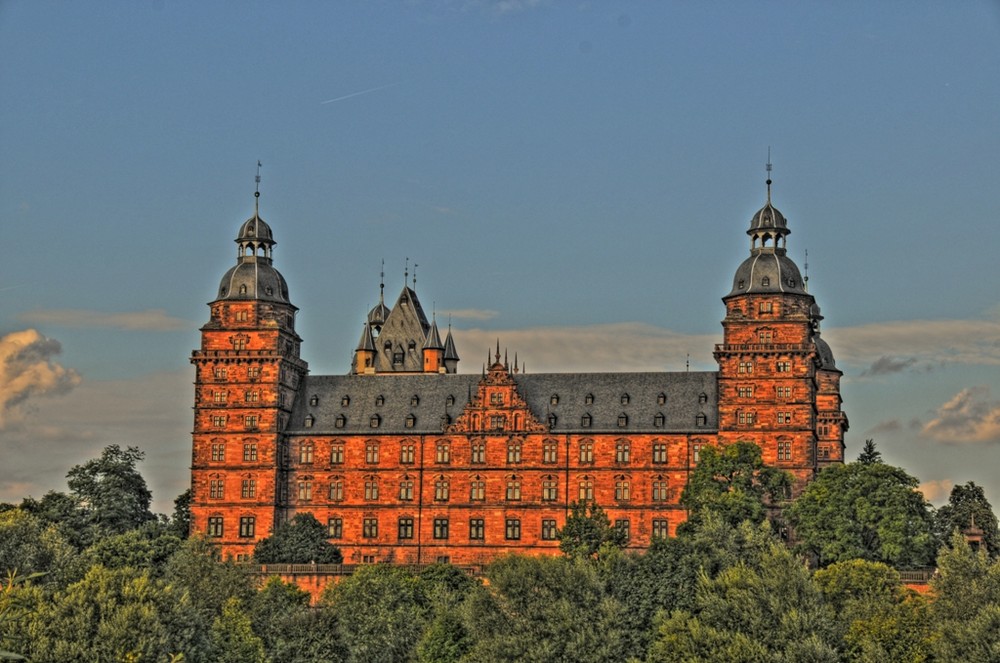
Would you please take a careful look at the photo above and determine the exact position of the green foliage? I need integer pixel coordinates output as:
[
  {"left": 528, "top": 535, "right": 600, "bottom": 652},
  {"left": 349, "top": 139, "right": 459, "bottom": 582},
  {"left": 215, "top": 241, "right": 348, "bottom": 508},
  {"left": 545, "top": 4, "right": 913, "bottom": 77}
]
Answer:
[
  {"left": 209, "top": 597, "right": 266, "bottom": 663},
  {"left": 0, "top": 572, "right": 46, "bottom": 661},
  {"left": 18, "top": 491, "right": 88, "bottom": 550},
  {"left": 66, "top": 444, "right": 155, "bottom": 541},
  {"left": 929, "top": 532, "right": 1000, "bottom": 661},
  {"left": 647, "top": 533, "right": 839, "bottom": 663},
  {"left": 417, "top": 608, "right": 472, "bottom": 663},
  {"left": 250, "top": 577, "right": 347, "bottom": 662},
  {"left": 82, "top": 520, "right": 183, "bottom": 576},
  {"left": 0, "top": 510, "right": 76, "bottom": 587},
  {"left": 679, "top": 441, "right": 791, "bottom": 533},
  {"left": 170, "top": 488, "right": 193, "bottom": 540},
  {"left": 463, "top": 554, "right": 625, "bottom": 662},
  {"left": 253, "top": 513, "right": 343, "bottom": 564},
  {"left": 935, "top": 481, "right": 1000, "bottom": 557},
  {"left": 787, "top": 461, "right": 937, "bottom": 567},
  {"left": 18, "top": 565, "right": 207, "bottom": 662},
  {"left": 164, "top": 535, "right": 255, "bottom": 624},
  {"left": 557, "top": 501, "right": 627, "bottom": 559},
  {"left": 857, "top": 438, "right": 883, "bottom": 464},
  {"left": 323, "top": 563, "right": 431, "bottom": 663}
]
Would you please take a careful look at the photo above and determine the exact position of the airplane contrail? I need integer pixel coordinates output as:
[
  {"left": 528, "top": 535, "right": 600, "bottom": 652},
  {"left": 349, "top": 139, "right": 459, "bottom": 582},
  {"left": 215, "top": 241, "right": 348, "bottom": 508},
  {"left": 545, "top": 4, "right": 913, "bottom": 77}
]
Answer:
[{"left": 321, "top": 83, "right": 398, "bottom": 105}]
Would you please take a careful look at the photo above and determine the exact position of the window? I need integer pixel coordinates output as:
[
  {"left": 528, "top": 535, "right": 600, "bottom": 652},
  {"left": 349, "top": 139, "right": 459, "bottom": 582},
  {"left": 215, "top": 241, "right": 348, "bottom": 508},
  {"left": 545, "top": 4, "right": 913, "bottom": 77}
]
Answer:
[
  {"left": 298, "top": 480, "right": 313, "bottom": 502},
  {"left": 759, "top": 301, "right": 773, "bottom": 314},
  {"left": 699, "top": 392, "right": 708, "bottom": 404},
  {"left": 761, "top": 276, "right": 770, "bottom": 287},
  {"left": 446, "top": 394, "right": 455, "bottom": 407},
  {"left": 328, "top": 517, "right": 343, "bottom": 539},
  {"left": 615, "top": 440, "right": 631, "bottom": 463},
  {"left": 211, "top": 442, "right": 226, "bottom": 462},
  {"left": 433, "top": 518, "right": 449, "bottom": 540},
  {"left": 341, "top": 395, "right": 350, "bottom": 407},
  {"left": 436, "top": 442, "right": 451, "bottom": 464},
  {"left": 241, "top": 478, "right": 256, "bottom": 499},
  {"left": 434, "top": 476, "right": 450, "bottom": 501},
  {"left": 618, "top": 413, "right": 628, "bottom": 427},
  {"left": 653, "top": 443, "right": 668, "bottom": 464},
  {"left": 585, "top": 393, "right": 594, "bottom": 405},
  {"left": 777, "top": 411, "right": 792, "bottom": 424},
  {"left": 214, "top": 366, "right": 227, "bottom": 380},
  {"left": 365, "top": 441, "right": 379, "bottom": 464},
  {"left": 235, "top": 309, "right": 248, "bottom": 322},
  {"left": 657, "top": 392, "right": 667, "bottom": 405},
  {"left": 738, "top": 361, "right": 754, "bottom": 374},
  {"left": 404, "top": 414, "right": 416, "bottom": 428},
  {"left": 614, "top": 476, "right": 631, "bottom": 501},
  {"left": 212, "top": 415, "right": 227, "bottom": 428},
  {"left": 776, "top": 386, "right": 792, "bottom": 399},
  {"left": 777, "top": 360, "right": 792, "bottom": 373},
  {"left": 692, "top": 443, "right": 702, "bottom": 464},
  {"left": 579, "top": 440, "right": 594, "bottom": 463},
  {"left": 363, "top": 518, "right": 378, "bottom": 538},
  {"left": 548, "top": 414, "right": 558, "bottom": 427},
  {"left": 244, "top": 415, "right": 258, "bottom": 430},
  {"left": 399, "top": 477, "right": 414, "bottom": 501},
  {"left": 232, "top": 336, "right": 247, "bottom": 350},
  {"left": 507, "top": 441, "right": 522, "bottom": 464},
  {"left": 778, "top": 440, "right": 792, "bottom": 461},
  {"left": 490, "top": 392, "right": 504, "bottom": 405},
  {"left": 299, "top": 442, "right": 314, "bottom": 464},
  {"left": 615, "top": 519, "right": 630, "bottom": 542},
  {"left": 392, "top": 351, "right": 404, "bottom": 365},
  {"left": 542, "top": 519, "right": 558, "bottom": 540},
  {"left": 209, "top": 478, "right": 224, "bottom": 499},
  {"left": 543, "top": 440, "right": 558, "bottom": 464},
  {"left": 470, "top": 477, "right": 486, "bottom": 501},
  {"left": 542, "top": 476, "right": 558, "bottom": 501},
  {"left": 207, "top": 516, "right": 223, "bottom": 537},
  {"left": 550, "top": 394, "right": 559, "bottom": 405},
  {"left": 818, "top": 447, "right": 831, "bottom": 460},
  {"left": 758, "top": 330, "right": 773, "bottom": 343},
  {"left": 247, "top": 366, "right": 261, "bottom": 379},
  {"left": 410, "top": 394, "right": 420, "bottom": 406},
  {"left": 335, "top": 414, "right": 346, "bottom": 428},
  {"left": 370, "top": 414, "right": 381, "bottom": 428},
  {"left": 398, "top": 517, "right": 414, "bottom": 540},
  {"left": 239, "top": 516, "right": 255, "bottom": 538},
  {"left": 739, "top": 411, "right": 756, "bottom": 425},
  {"left": 505, "top": 518, "right": 521, "bottom": 540},
  {"left": 738, "top": 386, "right": 754, "bottom": 398},
  {"left": 364, "top": 477, "right": 379, "bottom": 501},
  {"left": 469, "top": 518, "right": 485, "bottom": 540},
  {"left": 330, "top": 444, "right": 344, "bottom": 465},
  {"left": 653, "top": 519, "right": 670, "bottom": 539},
  {"left": 489, "top": 415, "right": 505, "bottom": 431},
  {"left": 654, "top": 413, "right": 665, "bottom": 427},
  {"left": 621, "top": 393, "right": 630, "bottom": 405},
  {"left": 506, "top": 477, "right": 521, "bottom": 501},
  {"left": 578, "top": 476, "right": 594, "bottom": 501},
  {"left": 696, "top": 413, "right": 708, "bottom": 427},
  {"left": 329, "top": 478, "right": 344, "bottom": 501},
  {"left": 362, "top": 555, "right": 376, "bottom": 564},
  {"left": 213, "top": 390, "right": 227, "bottom": 403},
  {"left": 245, "top": 390, "right": 260, "bottom": 403},
  {"left": 304, "top": 415, "right": 315, "bottom": 428},
  {"left": 652, "top": 476, "right": 669, "bottom": 502}
]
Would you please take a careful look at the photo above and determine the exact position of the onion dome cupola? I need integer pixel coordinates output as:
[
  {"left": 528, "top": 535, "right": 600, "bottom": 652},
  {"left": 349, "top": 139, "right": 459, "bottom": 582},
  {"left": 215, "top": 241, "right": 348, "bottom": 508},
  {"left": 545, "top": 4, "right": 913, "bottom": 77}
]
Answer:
[
  {"left": 215, "top": 194, "right": 291, "bottom": 304},
  {"left": 725, "top": 174, "right": 808, "bottom": 299}
]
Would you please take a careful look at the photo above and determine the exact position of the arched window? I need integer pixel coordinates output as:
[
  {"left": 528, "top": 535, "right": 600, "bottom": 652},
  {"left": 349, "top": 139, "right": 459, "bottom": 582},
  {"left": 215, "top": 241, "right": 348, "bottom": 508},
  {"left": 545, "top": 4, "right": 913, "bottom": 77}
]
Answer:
[
  {"left": 652, "top": 475, "right": 669, "bottom": 502},
  {"left": 614, "top": 475, "right": 631, "bottom": 501},
  {"left": 506, "top": 475, "right": 522, "bottom": 501},
  {"left": 329, "top": 476, "right": 344, "bottom": 501},
  {"left": 434, "top": 475, "right": 450, "bottom": 501},
  {"left": 541, "top": 475, "right": 558, "bottom": 501},
  {"left": 364, "top": 475, "right": 379, "bottom": 501},
  {"left": 578, "top": 476, "right": 594, "bottom": 501}
]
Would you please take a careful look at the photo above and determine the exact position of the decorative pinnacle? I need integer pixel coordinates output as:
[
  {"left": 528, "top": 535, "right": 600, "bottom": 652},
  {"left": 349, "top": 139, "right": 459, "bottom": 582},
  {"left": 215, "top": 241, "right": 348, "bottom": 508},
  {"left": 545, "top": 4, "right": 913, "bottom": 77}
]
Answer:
[
  {"left": 765, "top": 147, "right": 773, "bottom": 202},
  {"left": 254, "top": 160, "right": 262, "bottom": 212}
]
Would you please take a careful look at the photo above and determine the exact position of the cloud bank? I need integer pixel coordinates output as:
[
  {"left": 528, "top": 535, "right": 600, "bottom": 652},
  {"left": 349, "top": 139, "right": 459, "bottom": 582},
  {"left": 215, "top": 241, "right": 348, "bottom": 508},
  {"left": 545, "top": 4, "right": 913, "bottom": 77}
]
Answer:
[
  {"left": 0, "top": 329, "right": 81, "bottom": 429},
  {"left": 18, "top": 308, "right": 188, "bottom": 331},
  {"left": 922, "top": 386, "right": 1000, "bottom": 444}
]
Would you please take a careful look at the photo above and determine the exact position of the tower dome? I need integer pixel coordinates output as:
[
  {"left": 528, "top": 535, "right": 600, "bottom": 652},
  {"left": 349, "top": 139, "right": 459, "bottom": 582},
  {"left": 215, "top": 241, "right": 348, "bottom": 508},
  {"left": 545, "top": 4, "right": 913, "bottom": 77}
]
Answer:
[{"left": 214, "top": 207, "right": 291, "bottom": 304}]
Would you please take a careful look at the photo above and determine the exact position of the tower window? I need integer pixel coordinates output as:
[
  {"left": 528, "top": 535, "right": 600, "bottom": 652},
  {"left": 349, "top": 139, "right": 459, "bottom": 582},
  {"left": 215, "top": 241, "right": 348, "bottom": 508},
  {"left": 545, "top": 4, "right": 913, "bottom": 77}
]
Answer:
[{"left": 761, "top": 277, "right": 770, "bottom": 287}]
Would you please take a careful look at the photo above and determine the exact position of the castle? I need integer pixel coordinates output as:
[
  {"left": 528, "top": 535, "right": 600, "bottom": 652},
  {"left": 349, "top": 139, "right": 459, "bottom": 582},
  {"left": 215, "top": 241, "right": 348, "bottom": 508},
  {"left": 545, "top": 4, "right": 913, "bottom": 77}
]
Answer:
[{"left": 190, "top": 177, "right": 847, "bottom": 563}]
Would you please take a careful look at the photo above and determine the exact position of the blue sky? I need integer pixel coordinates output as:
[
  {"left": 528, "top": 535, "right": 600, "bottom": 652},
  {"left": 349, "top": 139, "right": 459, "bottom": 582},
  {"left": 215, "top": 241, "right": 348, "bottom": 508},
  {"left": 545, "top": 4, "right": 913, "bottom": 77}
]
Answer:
[{"left": 1, "top": 1, "right": 999, "bottom": 513}]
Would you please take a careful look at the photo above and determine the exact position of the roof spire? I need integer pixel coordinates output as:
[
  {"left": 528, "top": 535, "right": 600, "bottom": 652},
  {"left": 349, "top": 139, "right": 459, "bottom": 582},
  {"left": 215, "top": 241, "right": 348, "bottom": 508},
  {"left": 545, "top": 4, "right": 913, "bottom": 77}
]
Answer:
[
  {"left": 765, "top": 147, "right": 773, "bottom": 203},
  {"left": 379, "top": 259, "right": 385, "bottom": 303},
  {"left": 804, "top": 248, "right": 810, "bottom": 291},
  {"left": 404, "top": 257, "right": 409, "bottom": 287},
  {"left": 412, "top": 263, "right": 418, "bottom": 290},
  {"left": 254, "top": 160, "right": 262, "bottom": 214}
]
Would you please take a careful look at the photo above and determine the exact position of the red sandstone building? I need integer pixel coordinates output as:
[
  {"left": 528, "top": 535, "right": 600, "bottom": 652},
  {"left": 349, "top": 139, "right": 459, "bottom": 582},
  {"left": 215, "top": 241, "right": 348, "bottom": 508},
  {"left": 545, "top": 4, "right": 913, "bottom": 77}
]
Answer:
[{"left": 190, "top": 178, "right": 847, "bottom": 563}]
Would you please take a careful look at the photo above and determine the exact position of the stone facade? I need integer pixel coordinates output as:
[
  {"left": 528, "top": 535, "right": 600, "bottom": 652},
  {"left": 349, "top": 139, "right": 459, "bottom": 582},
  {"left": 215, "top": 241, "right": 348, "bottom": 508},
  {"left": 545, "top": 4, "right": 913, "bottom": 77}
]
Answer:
[{"left": 190, "top": 182, "right": 847, "bottom": 562}]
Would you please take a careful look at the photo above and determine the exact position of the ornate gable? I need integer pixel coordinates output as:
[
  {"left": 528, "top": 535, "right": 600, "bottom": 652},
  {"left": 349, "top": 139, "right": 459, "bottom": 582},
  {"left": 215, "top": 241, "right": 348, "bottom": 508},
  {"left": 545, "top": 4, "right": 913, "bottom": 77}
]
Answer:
[{"left": 447, "top": 351, "right": 547, "bottom": 434}]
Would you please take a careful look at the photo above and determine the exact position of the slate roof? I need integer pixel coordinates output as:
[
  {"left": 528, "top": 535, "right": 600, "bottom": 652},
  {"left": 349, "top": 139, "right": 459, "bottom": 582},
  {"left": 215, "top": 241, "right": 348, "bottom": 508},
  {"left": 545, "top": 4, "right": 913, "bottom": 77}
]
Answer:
[{"left": 287, "top": 371, "right": 718, "bottom": 436}]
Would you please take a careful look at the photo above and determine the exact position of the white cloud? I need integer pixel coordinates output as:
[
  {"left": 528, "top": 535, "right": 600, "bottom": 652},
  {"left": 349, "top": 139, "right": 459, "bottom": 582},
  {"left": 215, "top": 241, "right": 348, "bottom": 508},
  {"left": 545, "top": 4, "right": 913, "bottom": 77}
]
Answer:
[
  {"left": 441, "top": 308, "right": 500, "bottom": 321},
  {"left": 18, "top": 308, "right": 188, "bottom": 331},
  {"left": 918, "top": 479, "right": 954, "bottom": 505},
  {"left": 0, "top": 329, "right": 81, "bottom": 429},
  {"left": 922, "top": 386, "right": 1000, "bottom": 444}
]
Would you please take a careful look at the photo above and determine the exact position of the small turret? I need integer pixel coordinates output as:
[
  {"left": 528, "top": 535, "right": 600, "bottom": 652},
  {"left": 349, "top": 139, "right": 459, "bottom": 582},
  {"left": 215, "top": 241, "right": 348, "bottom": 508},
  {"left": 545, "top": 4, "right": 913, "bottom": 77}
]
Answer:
[
  {"left": 353, "top": 322, "right": 376, "bottom": 374},
  {"left": 423, "top": 319, "right": 445, "bottom": 373},
  {"left": 443, "top": 325, "right": 460, "bottom": 374}
]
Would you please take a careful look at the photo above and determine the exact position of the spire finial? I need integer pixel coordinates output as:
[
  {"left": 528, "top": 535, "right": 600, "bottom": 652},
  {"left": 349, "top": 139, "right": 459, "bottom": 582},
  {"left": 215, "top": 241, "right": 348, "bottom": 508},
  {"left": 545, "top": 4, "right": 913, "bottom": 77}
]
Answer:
[
  {"left": 404, "top": 257, "right": 409, "bottom": 286},
  {"left": 804, "top": 248, "right": 809, "bottom": 291},
  {"left": 495, "top": 339, "right": 501, "bottom": 364},
  {"left": 413, "top": 263, "right": 418, "bottom": 289},
  {"left": 686, "top": 353, "right": 690, "bottom": 372},
  {"left": 765, "top": 147, "right": 773, "bottom": 203},
  {"left": 379, "top": 259, "right": 385, "bottom": 303},
  {"left": 254, "top": 160, "right": 262, "bottom": 213}
]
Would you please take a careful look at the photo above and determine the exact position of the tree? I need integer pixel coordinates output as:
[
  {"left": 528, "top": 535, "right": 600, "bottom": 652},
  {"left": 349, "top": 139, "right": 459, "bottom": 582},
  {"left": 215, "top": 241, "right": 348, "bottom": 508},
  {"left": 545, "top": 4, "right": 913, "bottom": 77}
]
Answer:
[
  {"left": 322, "top": 563, "right": 430, "bottom": 663},
  {"left": 163, "top": 535, "right": 255, "bottom": 624},
  {"left": 209, "top": 597, "right": 267, "bottom": 663},
  {"left": 66, "top": 445, "right": 154, "bottom": 540},
  {"left": 787, "top": 461, "right": 937, "bottom": 567},
  {"left": 463, "top": 555, "right": 625, "bottom": 662},
  {"left": 929, "top": 532, "right": 1000, "bottom": 661},
  {"left": 250, "top": 577, "right": 347, "bottom": 662},
  {"left": 253, "top": 513, "right": 342, "bottom": 564},
  {"left": 169, "top": 489, "right": 192, "bottom": 539},
  {"left": 81, "top": 520, "right": 183, "bottom": 576},
  {"left": 557, "top": 501, "right": 627, "bottom": 560},
  {"left": 679, "top": 441, "right": 791, "bottom": 533},
  {"left": 0, "top": 510, "right": 76, "bottom": 587},
  {"left": 935, "top": 481, "right": 999, "bottom": 557},
  {"left": 857, "top": 438, "right": 882, "bottom": 464}
]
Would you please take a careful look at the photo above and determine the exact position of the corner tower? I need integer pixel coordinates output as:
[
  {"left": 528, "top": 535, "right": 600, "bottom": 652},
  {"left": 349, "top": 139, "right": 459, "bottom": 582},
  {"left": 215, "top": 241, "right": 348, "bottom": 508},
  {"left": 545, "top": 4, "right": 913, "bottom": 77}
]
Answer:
[
  {"left": 714, "top": 172, "right": 847, "bottom": 493},
  {"left": 190, "top": 191, "right": 308, "bottom": 558}
]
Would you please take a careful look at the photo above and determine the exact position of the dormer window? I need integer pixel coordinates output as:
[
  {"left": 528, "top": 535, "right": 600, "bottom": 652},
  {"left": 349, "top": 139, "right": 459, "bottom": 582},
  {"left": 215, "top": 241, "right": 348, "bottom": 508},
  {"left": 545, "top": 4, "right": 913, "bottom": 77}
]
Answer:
[
  {"left": 581, "top": 413, "right": 592, "bottom": 428},
  {"left": 335, "top": 415, "right": 346, "bottom": 429},
  {"left": 550, "top": 394, "right": 559, "bottom": 405},
  {"left": 375, "top": 395, "right": 385, "bottom": 407},
  {"left": 405, "top": 414, "right": 416, "bottom": 428},
  {"left": 341, "top": 395, "right": 350, "bottom": 407},
  {"left": 239, "top": 284, "right": 248, "bottom": 294},
  {"left": 411, "top": 395, "right": 420, "bottom": 406},
  {"left": 697, "top": 413, "right": 708, "bottom": 427},
  {"left": 384, "top": 340, "right": 392, "bottom": 351},
  {"left": 408, "top": 341, "right": 416, "bottom": 351},
  {"left": 620, "top": 394, "right": 630, "bottom": 405},
  {"left": 309, "top": 395, "right": 319, "bottom": 406},
  {"left": 370, "top": 414, "right": 381, "bottom": 428},
  {"left": 446, "top": 395, "right": 455, "bottom": 407},
  {"left": 304, "top": 415, "right": 315, "bottom": 428},
  {"left": 618, "top": 413, "right": 628, "bottom": 427},
  {"left": 654, "top": 413, "right": 665, "bottom": 427},
  {"left": 585, "top": 393, "right": 594, "bottom": 405},
  {"left": 738, "top": 279, "right": 745, "bottom": 289},
  {"left": 699, "top": 392, "right": 708, "bottom": 404},
  {"left": 657, "top": 392, "right": 667, "bottom": 405},
  {"left": 548, "top": 414, "right": 557, "bottom": 427},
  {"left": 761, "top": 277, "right": 770, "bottom": 287}
]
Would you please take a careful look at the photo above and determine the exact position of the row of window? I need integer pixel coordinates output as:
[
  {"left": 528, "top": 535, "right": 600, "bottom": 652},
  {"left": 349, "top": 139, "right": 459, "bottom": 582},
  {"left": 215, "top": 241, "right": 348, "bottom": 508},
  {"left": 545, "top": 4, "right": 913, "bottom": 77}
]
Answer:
[
  {"left": 735, "top": 385, "right": 794, "bottom": 399},
  {"left": 206, "top": 515, "right": 673, "bottom": 542},
  {"left": 211, "top": 390, "right": 262, "bottom": 403},
  {"left": 736, "top": 360, "right": 793, "bottom": 373},
  {"left": 212, "top": 366, "right": 263, "bottom": 381},
  {"left": 312, "top": 391, "right": 688, "bottom": 410},
  {"left": 736, "top": 411, "right": 796, "bottom": 426},
  {"left": 292, "top": 440, "right": 705, "bottom": 466}
]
